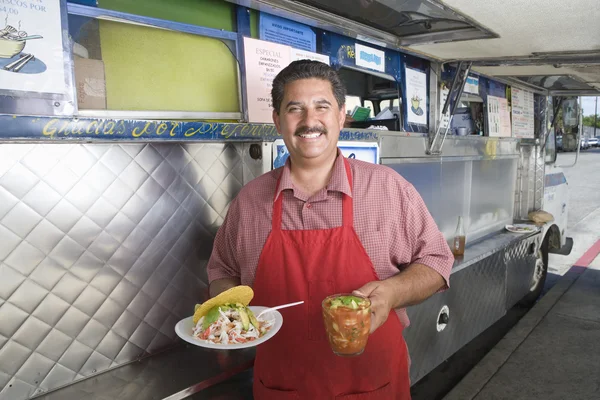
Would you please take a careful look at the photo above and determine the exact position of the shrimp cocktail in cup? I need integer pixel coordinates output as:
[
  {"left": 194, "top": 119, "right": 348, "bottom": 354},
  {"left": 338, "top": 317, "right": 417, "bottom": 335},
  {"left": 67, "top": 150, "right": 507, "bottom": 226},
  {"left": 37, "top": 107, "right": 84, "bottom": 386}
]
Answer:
[{"left": 322, "top": 294, "right": 371, "bottom": 356}]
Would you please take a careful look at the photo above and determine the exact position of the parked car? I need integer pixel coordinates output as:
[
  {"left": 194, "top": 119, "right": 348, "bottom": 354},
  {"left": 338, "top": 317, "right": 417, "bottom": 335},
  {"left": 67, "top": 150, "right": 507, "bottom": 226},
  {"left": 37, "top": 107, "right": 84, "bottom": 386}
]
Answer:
[
  {"left": 556, "top": 135, "right": 563, "bottom": 151},
  {"left": 580, "top": 138, "right": 590, "bottom": 150},
  {"left": 588, "top": 137, "right": 599, "bottom": 147}
]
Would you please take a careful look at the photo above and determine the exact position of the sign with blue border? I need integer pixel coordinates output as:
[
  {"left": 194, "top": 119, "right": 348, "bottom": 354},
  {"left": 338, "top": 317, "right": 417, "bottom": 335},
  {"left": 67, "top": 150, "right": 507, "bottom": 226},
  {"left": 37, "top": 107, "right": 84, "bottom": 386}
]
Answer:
[
  {"left": 259, "top": 13, "right": 316, "bottom": 52},
  {"left": 464, "top": 75, "right": 479, "bottom": 94},
  {"left": 355, "top": 43, "right": 385, "bottom": 72},
  {"left": 272, "top": 139, "right": 379, "bottom": 169}
]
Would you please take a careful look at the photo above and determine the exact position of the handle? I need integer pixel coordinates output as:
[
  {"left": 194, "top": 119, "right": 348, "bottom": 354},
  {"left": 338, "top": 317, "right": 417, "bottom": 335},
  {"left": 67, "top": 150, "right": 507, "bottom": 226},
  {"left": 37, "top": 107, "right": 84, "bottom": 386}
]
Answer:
[
  {"left": 257, "top": 301, "right": 304, "bottom": 319},
  {"left": 17, "top": 35, "right": 44, "bottom": 41}
]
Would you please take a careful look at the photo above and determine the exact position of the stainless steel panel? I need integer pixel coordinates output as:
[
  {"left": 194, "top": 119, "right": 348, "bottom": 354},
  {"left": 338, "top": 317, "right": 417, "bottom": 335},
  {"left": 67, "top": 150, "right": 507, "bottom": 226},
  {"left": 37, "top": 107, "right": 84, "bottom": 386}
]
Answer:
[
  {"left": 385, "top": 156, "right": 517, "bottom": 244},
  {"left": 515, "top": 146, "right": 535, "bottom": 219},
  {"left": 404, "top": 251, "right": 507, "bottom": 385},
  {"left": 33, "top": 344, "right": 255, "bottom": 400},
  {"left": 534, "top": 144, "right": 545, "bottom": 211},
  {"left": 379, "top": 134, "right": 519, "bottom": 159},
  {"left": 0, "top": 142, "right": 268, "bottom": 400},
  {"left": 505, "top": 234, "right": 541, "bottom": 309}
]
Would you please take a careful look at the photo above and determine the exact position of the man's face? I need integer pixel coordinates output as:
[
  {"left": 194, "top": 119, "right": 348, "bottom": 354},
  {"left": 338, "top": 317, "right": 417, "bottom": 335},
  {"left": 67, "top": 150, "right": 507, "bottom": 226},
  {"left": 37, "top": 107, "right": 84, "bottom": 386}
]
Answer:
[{"left": 273, "top": 78, "right": 346, "bottom": 166}]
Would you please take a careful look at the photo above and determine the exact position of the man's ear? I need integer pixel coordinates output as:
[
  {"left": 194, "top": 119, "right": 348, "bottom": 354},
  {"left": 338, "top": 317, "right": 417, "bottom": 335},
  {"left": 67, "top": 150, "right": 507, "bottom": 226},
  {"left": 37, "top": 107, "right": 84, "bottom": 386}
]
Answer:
[
  {"left": 339, "top": 104, "right": 347, "bottom": 127},
  {"left": 273, "top": 109, "right": 281, "bottom": 132}
]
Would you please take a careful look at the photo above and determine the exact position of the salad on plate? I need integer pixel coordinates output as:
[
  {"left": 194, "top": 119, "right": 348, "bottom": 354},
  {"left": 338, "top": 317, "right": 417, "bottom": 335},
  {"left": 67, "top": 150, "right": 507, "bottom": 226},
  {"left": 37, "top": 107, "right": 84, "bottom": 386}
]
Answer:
[{"left": 191, "top": 286, "right": 274, "bottom": 345}]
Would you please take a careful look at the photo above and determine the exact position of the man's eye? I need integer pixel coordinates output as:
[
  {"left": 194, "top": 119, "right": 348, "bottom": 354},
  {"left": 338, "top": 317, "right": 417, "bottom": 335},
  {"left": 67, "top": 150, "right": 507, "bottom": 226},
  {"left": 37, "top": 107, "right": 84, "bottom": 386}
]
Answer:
[{"left": 288, "top": 107, "right": 301, "bottom": 112}]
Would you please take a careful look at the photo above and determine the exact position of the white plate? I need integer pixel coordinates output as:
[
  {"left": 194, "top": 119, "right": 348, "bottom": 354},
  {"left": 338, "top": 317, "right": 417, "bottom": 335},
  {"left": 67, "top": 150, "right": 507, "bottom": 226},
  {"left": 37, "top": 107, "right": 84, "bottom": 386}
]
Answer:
[
  {"left": 174, "top": 306, "right": 283, "bottom": 350},
  {"left": 505, "top": 224, "right": 539, "bottom": 234}
]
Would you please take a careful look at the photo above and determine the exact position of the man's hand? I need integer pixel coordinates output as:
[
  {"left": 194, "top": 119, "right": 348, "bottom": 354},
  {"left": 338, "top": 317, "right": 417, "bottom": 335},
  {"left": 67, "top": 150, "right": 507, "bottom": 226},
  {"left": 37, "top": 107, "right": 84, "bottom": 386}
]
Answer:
[
  {"left": 352, "top": 280, "right": 395, "bottom": 334},
  {"left": 352, "top": 263, "right": 446, "bottom": 333},
  {"left": 209, "top": 277, "right": 240, "bottom": 298}
]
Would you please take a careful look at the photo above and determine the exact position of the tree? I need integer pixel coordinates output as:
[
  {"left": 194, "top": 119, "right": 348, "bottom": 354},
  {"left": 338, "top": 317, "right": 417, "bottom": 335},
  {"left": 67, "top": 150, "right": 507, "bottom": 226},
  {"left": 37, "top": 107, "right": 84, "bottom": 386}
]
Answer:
[{"left": 582, "top": 115, "right": 600, "bottom": 128}]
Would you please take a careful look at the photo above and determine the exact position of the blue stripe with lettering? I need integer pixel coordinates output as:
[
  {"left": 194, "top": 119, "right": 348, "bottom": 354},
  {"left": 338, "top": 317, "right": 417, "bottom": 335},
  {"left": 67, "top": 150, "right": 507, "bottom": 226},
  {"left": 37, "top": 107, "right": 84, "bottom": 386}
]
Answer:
[{"left": 0, "top": 115, "right": 379, "bottom": 142}]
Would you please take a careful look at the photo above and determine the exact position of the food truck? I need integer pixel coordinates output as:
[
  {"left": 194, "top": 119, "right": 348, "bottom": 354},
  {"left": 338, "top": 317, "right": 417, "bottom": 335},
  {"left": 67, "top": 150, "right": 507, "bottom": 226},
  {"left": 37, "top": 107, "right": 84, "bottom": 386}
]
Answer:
[{"left": 0, "top": 0, "right": 596, "bottom": 398}]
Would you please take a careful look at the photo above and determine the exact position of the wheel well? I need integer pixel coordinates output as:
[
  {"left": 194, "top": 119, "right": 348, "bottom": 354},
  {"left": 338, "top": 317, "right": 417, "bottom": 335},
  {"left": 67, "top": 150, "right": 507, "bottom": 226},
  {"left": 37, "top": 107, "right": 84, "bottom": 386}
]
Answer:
[{"left": 547, "top": 224, "right": 561, "bottom": 251}]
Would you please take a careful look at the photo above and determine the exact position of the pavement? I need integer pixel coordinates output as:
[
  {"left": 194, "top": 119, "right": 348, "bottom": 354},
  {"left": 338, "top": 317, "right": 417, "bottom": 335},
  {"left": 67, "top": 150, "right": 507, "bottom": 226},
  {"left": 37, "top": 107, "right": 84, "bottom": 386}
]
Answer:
[
  {"left": 443, "top": 241, "right": 600, "bottom": 400},
  {"left": 549, "top": 207, "right": 600, "bottom": 276}
]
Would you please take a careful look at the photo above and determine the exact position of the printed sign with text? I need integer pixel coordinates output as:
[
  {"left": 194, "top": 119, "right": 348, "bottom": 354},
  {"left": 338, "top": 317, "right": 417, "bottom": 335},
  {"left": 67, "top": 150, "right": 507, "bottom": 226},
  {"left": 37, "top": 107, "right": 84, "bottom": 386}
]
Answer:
[
  {"left": 244, "top": 37, "right": 290, "bottom": 123},
  {"left": 406, "top": 67, "right": 428, "bottom": 125},
  {"left": 355, "top": 43, "right": 385, "bottom": 73},
  {"left": 0, "top": 0, "right": 67, "bottom": 95}
]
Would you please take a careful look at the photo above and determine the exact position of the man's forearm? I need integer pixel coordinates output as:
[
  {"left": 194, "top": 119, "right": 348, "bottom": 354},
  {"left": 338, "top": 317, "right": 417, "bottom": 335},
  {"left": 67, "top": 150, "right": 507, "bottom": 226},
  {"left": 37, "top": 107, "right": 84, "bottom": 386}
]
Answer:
[
  {"left": 209, "top": 277, "right": 241, "bottom": 298},
  {"left": 384, "top": 263, "right": 446, "bottom": 309}
]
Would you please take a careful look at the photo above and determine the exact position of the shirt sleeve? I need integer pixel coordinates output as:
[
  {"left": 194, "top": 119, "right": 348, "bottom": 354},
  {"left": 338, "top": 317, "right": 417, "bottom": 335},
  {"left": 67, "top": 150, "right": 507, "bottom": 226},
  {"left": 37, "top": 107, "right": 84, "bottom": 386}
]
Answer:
[
  {"left": 399, "top": 184, "right": 454, "bottom": 290},
  {"left": 206, "top": 197, "right": 242, "bottom": 283}
]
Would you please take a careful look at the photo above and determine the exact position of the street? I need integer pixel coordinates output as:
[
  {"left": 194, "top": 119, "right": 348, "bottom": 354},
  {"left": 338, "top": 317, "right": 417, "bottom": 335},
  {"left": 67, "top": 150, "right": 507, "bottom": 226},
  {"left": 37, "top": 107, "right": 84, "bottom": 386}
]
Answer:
[{"left": 411, "top": 146, "right": 600, "bottom": 400}]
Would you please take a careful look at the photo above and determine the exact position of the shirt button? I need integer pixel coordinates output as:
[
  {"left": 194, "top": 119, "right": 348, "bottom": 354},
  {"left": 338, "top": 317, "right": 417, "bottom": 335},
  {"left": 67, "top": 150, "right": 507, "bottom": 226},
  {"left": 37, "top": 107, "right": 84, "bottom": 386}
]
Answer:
[{"left": 306, "top": 203, "right": 312, "bottom": 209}]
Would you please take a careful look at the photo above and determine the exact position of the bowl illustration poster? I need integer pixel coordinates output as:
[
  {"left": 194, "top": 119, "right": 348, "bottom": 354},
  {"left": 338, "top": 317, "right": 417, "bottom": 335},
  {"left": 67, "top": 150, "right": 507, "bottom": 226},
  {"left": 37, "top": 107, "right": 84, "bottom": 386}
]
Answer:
[
  {"left": 272, "top": 139, "right": 379, "bottom": 170},
  {"left": 405, "top": 67, "right": 427, "bottom": 126},
  {"left": 0, "top": 0, "right": 66, "bottom": 95}
]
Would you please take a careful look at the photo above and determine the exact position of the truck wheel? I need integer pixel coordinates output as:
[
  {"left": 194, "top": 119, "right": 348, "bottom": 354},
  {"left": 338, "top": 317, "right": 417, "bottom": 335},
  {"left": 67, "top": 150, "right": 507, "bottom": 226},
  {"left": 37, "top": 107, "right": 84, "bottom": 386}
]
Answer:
[{"left": 518, "top": 235, "right": 549, "bottom": 307}]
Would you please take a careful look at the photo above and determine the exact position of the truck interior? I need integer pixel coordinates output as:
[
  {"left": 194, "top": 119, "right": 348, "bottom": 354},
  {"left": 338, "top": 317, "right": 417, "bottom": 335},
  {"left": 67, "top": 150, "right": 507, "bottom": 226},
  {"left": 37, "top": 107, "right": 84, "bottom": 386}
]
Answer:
[{"left": 337, "top": 67, "right": 402, "bottom": 130}]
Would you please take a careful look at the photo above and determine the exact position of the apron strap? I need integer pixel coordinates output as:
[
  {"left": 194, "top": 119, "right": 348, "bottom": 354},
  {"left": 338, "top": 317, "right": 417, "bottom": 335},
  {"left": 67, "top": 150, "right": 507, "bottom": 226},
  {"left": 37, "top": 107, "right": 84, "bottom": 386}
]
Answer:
[
  {"left": 271, "top": 156, "right": 354, "bottom": 232},
  {"left": 272, "top": 171, "right": 284, "bottom": 232},
  {"left": 342, "top": 158, "right": 353, "bottom": 228}
]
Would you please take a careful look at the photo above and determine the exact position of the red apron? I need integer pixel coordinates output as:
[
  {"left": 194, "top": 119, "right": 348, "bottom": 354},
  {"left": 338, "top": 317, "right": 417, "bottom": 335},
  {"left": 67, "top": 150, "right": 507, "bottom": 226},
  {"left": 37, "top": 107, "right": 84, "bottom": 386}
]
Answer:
[{"left": 251, "top": 158, "right": 411, "bottom": 399}]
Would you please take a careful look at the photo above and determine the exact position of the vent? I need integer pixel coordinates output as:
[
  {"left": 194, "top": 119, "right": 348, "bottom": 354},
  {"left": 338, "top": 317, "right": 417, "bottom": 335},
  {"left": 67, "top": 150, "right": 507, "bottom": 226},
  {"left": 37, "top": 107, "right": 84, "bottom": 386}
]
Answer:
[
  {"left": 227, "top": 0, "right": 497, "bottom": 49},
  {"left": 294, "top": 0, "right": 496, "bottom": 45}
]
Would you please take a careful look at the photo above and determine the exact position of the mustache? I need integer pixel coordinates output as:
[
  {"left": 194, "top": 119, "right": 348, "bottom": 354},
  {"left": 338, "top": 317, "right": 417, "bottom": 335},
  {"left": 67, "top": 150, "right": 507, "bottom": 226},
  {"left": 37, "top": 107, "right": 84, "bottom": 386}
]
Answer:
[{"left": 294, "top": 126, "right": 327, "bottom": 136}]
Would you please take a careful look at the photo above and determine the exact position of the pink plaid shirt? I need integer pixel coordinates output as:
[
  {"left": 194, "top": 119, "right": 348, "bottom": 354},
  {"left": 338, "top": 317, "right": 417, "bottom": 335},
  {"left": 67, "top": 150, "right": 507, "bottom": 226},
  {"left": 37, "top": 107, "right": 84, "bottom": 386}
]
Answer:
[{"left": 207, "top": 150, "right": 453, "bottom": 327}]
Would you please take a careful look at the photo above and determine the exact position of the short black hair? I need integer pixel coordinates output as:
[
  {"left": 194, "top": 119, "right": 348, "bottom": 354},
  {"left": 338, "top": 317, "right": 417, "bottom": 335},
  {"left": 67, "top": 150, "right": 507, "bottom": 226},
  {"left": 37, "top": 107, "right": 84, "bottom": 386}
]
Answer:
[{"left": 271, "top": 60, "right": 346, "bottom": 114}]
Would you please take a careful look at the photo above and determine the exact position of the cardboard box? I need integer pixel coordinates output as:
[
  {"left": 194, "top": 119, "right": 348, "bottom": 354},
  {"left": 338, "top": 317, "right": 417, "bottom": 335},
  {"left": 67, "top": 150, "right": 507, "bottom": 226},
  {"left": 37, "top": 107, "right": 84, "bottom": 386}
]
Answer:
[{"left": 74, "top": 55, "right": 107, "bottom": 110}]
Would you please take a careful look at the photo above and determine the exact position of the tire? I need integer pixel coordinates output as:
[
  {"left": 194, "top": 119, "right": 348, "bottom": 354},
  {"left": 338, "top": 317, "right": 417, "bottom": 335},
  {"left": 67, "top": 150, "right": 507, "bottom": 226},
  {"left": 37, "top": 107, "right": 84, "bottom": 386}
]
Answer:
[{"left": 518, "top": 235, "right": 550, "bottom": 308}]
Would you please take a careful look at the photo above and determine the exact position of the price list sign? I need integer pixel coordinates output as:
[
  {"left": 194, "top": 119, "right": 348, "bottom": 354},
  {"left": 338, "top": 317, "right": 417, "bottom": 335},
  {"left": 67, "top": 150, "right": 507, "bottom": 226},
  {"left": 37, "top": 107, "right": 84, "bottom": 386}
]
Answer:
[
  {"left": 243, "top": 37, "right": 290, "bottom": 123},
  {"left": 511, "top": 87, "right": 535, "bottom": 138}
]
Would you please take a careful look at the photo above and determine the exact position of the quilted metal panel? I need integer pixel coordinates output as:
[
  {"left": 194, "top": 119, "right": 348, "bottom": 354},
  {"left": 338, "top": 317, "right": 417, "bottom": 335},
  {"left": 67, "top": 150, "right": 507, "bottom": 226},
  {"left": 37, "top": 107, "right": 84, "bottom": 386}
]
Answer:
[
  {"left": 505, "top": 233, "right": 541, "bottom": 309},
  {"left": 0, "top": 142, "right": 267, "bottom": 400},
  {"left": 404, "top": 251, "right": 507, "bottom": 385}
]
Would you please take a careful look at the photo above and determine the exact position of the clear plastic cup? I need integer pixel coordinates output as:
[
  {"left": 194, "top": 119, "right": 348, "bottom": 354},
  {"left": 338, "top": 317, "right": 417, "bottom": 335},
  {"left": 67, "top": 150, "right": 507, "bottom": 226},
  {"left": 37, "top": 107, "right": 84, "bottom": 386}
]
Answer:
[{"left": 322, "top": 293, "right": 371, "bottom": 357}]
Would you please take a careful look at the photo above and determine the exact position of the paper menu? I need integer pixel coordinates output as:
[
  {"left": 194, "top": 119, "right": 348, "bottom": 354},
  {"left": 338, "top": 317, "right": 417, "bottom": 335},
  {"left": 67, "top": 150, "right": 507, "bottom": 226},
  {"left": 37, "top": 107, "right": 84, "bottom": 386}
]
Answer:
[
  {"left": 487, "top": 95, "right": 511, "bottom": 137},
  {"left": 511, "top": 88, "right": 535, "bottom": 138}
]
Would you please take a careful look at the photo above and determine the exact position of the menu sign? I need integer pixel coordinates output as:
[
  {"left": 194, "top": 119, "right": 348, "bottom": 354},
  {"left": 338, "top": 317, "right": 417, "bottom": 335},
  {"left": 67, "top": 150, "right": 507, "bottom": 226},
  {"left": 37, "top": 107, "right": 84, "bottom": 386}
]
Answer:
[
  {"left": 244, "top": 37, "right": 330, "bottom": 123},
  {"left": 487, "top": 95, "right": 511, "bottom": 137},
  {"left": 290, "top": 48, "right": 329, "bottom": 64},
  {"left": 244, "top": 37, "right": 290, "bottom": 123},
  {"left": 511, "top": 87, "right": 535, "bottom": 138},
  {"left": 405, "top": 67, "right": 428, "bottom": 126},
  {"left": 0, "top": 0, "right": 67, "bottom": 95}
]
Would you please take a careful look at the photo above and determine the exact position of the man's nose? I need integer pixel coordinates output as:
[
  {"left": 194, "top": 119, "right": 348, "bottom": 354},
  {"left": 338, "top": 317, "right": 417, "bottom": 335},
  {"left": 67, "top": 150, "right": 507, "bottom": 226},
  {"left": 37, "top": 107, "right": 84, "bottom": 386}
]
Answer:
[{"left": 301, "top": 107, "right": 319, "bottom": 126}]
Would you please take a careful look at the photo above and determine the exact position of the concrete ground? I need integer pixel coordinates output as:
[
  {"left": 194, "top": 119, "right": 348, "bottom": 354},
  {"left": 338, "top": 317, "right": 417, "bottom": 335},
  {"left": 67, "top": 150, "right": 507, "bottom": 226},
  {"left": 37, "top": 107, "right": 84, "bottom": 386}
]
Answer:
[
  {"left": 444, "top": 250, "right": 600, "bottom": 400},
  {"left": 548, "top": 148, "right": 600, "bottom": 276}
]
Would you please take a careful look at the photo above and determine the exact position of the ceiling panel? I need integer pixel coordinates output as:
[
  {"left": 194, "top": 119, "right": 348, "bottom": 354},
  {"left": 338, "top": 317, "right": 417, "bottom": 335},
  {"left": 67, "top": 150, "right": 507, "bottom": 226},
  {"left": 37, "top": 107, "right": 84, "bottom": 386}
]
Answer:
[{"left": 411, "top": 0, "right": 600, "bottom": 59}]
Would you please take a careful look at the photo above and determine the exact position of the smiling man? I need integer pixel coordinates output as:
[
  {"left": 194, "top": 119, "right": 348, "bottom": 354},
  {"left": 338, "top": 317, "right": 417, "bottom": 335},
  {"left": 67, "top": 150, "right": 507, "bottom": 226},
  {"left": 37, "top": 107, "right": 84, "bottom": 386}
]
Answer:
[{"left": 207, "top": 60, "right": 453, "bottom": 399}]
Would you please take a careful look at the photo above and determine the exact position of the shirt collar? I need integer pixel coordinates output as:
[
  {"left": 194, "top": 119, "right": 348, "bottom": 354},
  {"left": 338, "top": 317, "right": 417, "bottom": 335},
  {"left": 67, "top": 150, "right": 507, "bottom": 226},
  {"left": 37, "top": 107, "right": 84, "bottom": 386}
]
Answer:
[{"left": 275, "top": 148, "right": 352, "bottom": 200}]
